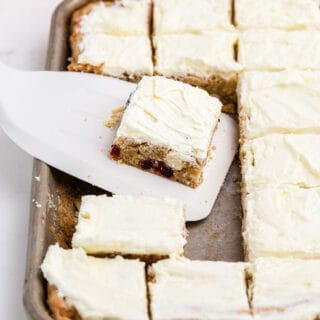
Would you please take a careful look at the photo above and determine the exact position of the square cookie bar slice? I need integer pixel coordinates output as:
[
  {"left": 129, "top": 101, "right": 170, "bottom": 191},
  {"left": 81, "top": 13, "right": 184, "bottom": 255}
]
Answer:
[
  {"left": 72, "top": 194, "right": 186, "bottom": 261},
  {"left": 41, "top": 244, "right": 148, "bottom": 320},
  {"left": 71, "top": 0, "right": 152, "bottom": 36},
  {"left": 242, "top": 184, "right": 320, "bottom": 261},
  {"left": 241, "top": 134, "right": 320, "bottom": 188},
  {"left": 68, "top": 34, "right": 153, "bottom": 80},
  {"left": 238, "top": 71, "right": 320, "bottom": 140},
  {"left": 238, "top": 29, "right": 320, "bottom": 71},
  {"left": 235, "top": 0, "right": 320, "bottom": 30},
  {"left": 154, "top": 31, "right": 242, "bottom": 103},
  {"left": 249, "top": 258, "right": 320, "bottom": 319},
  {"left": 153, "top": 0, "right": 233, "bottom": 34},
  {"left": 148, "top": 258, "right": 252, "bottom": 319},
  {"left": 110, "top": 76, "right": 222, "bottom": 188}
]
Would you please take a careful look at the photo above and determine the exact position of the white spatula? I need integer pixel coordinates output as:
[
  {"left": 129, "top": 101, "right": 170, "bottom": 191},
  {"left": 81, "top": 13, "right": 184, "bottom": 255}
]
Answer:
[{"left": 0, "top": 62, "right": 238, "bottom": 221}]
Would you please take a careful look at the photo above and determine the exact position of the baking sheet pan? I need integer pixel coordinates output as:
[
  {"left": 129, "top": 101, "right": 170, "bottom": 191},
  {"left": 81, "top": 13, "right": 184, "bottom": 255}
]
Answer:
[{"left": 23, "top": 1, "right": 243, "bottom": 319}]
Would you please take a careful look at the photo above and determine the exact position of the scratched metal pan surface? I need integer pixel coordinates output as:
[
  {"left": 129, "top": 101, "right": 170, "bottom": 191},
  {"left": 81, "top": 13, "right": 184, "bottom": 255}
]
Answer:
[{"left": 22, "top": 1, "right": 243, "bottom": 319}]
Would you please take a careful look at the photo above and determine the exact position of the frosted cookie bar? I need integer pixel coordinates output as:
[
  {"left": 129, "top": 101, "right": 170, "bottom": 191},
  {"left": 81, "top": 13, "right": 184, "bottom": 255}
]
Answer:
[
  {"left": 238, "top": 71, "right": 320, "bottom": 140},
  {"left": 243, "top": 184, "right": 320, "bottom": 261},
  {"left": 153, "top": 0, "right": 233, "bottom": 34},
  {"left": 148, "top": 258, "right": 252, "bottom": 320},
  {"left": 41, "top": 244, "right": 148, "bottom": 320},
  {"left": 68, "top": 33, "right": 153, "bottom": 80},
  {"left": 249, "top": 258, "right": 320, "bottom": 319},
  {"left": 154, "top": 31, "right": 242, "bottom": 103},
  {"left": 238, "top": 29, "right": 320, "bottom": 71},
  {"left": 72, "top": 195, "right": 186, "bottom": 260},
  {"left": 110, "top": 76, "right": 222, "bottom": 188},
  {"left": 241, "top": 134, "right": 320, "bottom": 188},
  {"left": 235, "top": 0, "right": 320, "bottom": 30},
  {"left": 70, "top": 0, "right": 151, "bottom": 36}
]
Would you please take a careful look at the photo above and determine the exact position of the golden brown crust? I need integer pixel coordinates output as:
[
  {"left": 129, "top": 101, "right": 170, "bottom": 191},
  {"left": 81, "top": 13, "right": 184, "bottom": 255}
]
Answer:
[
  {"left": 90, "top": 252, "right": 171, "bottom": 264},
  {"left": 237, "top": 90, "right": 249, "bottom": 145},
  {"left": 68, "top": 2, "right": 105, "bottom": 73},
  {"left": 47, "top": 285, "right": 82, "bottom": 320},
  {"left": 239, "top": 143, "right": 250, "bottom": 262},
  {"left": 70, "top": 1, "right": 102, "bottom": 36},
  {"left": 110, "top": 137, "right": 205, "bottom": 188},
  {"left": 154, "top": 72, "right": 238, "bottom": 111},
  {"left": 237, "top": 91, "right": 251, "bottom": 262},
  {"left": 179, "top": 73, "right": 238, "bottom": 106}
]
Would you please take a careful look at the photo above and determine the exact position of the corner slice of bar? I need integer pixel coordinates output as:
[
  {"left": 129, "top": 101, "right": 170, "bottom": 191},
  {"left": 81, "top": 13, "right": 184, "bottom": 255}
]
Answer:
[
  {"left": 235, "top": 0, "right": 320, "bottom": 30},
  {"left": 238, "top": 71, "right": 320, "bottom": 140},
  {"left": 72, "top": 194, "right": 186, "bottom": 260},
  {"left": 153, "top": 0, "right": 233, "bottom": 34},
  {"left": 238, "top": 29, "right": 320, "bottom": 71},
  {"left": 110, "top": 76, "right": 222, "bottom": 188},
  {"left": 71, "top": 0, "right": 152, "bottom": 36},
  {"left": 249, "top": 258, "right": 320, "bottom": 319},
  {"left": 68, "top": 34, "right": 153, "bottom": 80},
  {"left": 242, "top": 184, "right": 320, "bottom": 261},
  {"left": 148, "top": 258, "right": 252, "bottom": 320},
  {"left": 41, "top": 244, "right": 148, "bottom": 320},
  {"left": 154, "top": 31, "right": 242, "bottom": 104},
  {"left": 241, "top": 134, "right": 320, "bottom": 188}
]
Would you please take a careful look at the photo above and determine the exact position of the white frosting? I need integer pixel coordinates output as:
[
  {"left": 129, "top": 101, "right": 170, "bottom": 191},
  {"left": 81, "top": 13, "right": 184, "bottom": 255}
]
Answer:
[
  {"left": 154, "top": 32, "right": 242, "bottom": 80},
  {"left": 242, "top": 134, "right": 320, "bottom": 188},
  {"left": 235, "top": 0, "right": 320, "bottom": 30},
  {"left": 243, "top": 185, "right": 320, "bottom": 261},
  {"left": 72, "top": 194, "right": 186, "bottom": 256},
  {"left": 116, "top": 76, "right": 222, "bottom": 163},
  {"left": 41, "top": 244, "right": 148, "bottom": 320},
  {"left": 153, "top": 0, "right": 233, "bottom": 34},
  {"left": 238, "top": 29, "right": 320, "bottom": 71},
  {"left": 78, "top": 34, "right": 153, "bottom": 77},
  {"left": 80, "top": 0, "right": 151, "bottom": 35},
  {"left": 250, "top": 258, "right": 320, "bottom": 319},
  {"left": 149, "top": 258, "right": 252, "bottom": 319},
  {"left": 238, "top": 71, "right": 320, "bottom": 139}
]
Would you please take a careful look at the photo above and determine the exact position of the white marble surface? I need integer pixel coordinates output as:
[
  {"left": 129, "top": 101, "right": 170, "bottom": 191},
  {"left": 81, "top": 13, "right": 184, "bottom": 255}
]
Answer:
[{"left": 0, "top": 1, "right": 61, "bottom": 318}]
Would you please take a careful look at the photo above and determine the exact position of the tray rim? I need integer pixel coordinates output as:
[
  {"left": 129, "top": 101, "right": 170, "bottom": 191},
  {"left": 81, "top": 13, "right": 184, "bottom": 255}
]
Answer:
[{"left": 23, "top": 1, "right": 88, "bottom": 319}]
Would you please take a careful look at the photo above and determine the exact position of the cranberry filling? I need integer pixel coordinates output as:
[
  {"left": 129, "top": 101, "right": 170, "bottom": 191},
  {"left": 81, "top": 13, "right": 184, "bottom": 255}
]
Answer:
[
  {"left": 159, "top": 161, "right": 174, "bottom": 178},
  {"left": 139, "top": 159, "right": 173, "bottom": 178},
  {"left": 140, "top": 159, "right": 154, "bottom": 170},
  {"left": 110, "top": 144, "right": 120, "bottom": 158}
]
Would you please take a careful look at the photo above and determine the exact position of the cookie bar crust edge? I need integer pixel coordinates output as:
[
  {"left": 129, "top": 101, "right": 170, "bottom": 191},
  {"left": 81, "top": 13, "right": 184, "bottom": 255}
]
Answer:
[
  {"left": 154, "top": 72, "right": 238, "bottom": 107},
  {"left": 109, "top": 134, "right": 219, "bottom": 188},
  {"left": 47, "top": 285, "right": 81, "bottom": 320}
]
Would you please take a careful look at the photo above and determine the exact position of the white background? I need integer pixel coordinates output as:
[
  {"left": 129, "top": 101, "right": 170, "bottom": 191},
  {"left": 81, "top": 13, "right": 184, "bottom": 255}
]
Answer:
[{"left": 0, "top": 1, "right": 61, "bottom": 318}]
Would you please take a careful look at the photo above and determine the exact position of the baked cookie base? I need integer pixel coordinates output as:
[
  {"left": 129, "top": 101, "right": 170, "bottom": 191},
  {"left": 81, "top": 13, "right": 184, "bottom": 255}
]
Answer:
[
  {"left": 47, "top": 285, "right": 81, "bottom": 320},
  {"left": 155, "top": 73, "right": 237, "bottom": 112},
  {"left": 175, "top": 74, "right": 237, "bottom": 106},
  {"left": 67, "top": 62, "right": 144, "bottom": 82},
  {"left": 109, "top": 137, "right": 206, "bottom": 188}
]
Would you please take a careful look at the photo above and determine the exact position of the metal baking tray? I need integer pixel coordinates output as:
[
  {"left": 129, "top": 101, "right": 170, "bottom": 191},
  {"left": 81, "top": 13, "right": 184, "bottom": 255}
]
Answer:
[{"left": 23, "top": 1, "right": 243, "bottom": 319}]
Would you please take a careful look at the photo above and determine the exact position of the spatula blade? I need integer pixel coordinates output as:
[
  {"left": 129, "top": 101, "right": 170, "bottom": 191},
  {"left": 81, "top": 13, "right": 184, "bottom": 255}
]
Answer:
[{"left": 0, "top": 71, "right": 238, "bottom": 221}]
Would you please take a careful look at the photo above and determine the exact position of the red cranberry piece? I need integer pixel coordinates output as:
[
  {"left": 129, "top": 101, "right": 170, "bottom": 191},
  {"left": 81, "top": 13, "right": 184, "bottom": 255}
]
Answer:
[
  {"left": 158, "top": 161, "right": 174, "bottom": 178},
  {"left": 140, "top": 159, "right": 154, "bottom": 170},
  {"left": 152, "top": 160, "right": 160, "bottom": 170},
  {"left": 110, "top": 144, "right": 120, "bottom": 158}
]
